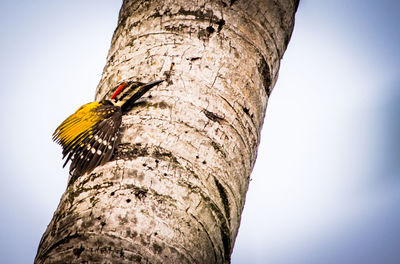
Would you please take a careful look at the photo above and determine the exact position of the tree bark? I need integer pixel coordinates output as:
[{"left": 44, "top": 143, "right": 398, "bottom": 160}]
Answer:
[{"left": 35, "top": 0, "right": 299, "bottom": 263}]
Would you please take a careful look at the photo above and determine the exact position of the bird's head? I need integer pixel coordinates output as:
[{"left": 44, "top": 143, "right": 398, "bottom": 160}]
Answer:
[{"left": 110, "top": 80, "right": 163, "bottom": 108}]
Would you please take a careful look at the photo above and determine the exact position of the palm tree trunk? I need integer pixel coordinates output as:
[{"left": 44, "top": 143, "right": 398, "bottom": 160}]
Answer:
[{"left": 35, "top": 0, "right": 299, "bottom": 263}]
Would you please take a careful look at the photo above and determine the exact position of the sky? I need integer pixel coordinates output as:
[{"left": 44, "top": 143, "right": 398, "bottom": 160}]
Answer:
[{"left": 0, "top": 0, "right": 399, "bottom": 263}]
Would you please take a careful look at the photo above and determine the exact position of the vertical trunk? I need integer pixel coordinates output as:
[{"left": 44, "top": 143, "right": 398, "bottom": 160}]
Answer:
[{"left": 36, "top": 0, "right": 298, "bottom": 263}]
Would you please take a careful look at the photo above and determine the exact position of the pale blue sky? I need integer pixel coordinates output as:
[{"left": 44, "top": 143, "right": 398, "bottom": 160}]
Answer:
[{"left": 0, "top": 1, "right": 399, "bottom": 263}]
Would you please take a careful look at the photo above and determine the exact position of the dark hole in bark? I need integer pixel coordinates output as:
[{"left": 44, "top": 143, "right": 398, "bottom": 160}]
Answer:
[
  {"left": 217, "top": 19, "right": 225, "bottom": 31},
  {"left": 135, "top": 189, "right": 148, "bottom": 199},
  {"left": 257, "top": 57, "right": 272, "bottom": 95},
  {"left": 73, "top": 245, "right": 85, "bottom": 258},
  {"left": 206, "top": 26, "right": 215, "bottom": 35}
]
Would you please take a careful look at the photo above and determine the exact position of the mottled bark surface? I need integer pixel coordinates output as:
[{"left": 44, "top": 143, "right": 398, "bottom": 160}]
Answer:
[{"left": 36, "top": 0, "right": 298, "bottom": 263}]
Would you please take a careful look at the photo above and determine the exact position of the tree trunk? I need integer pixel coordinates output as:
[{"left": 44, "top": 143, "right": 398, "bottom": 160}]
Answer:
[{"left": 35, "top": 0, "right": 298, "bottom": 263}]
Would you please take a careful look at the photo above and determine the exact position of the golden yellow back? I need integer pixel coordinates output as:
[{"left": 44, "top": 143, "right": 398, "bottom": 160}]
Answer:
[{"left": 53, "top": 101, "right": 103, "bottom": 147}]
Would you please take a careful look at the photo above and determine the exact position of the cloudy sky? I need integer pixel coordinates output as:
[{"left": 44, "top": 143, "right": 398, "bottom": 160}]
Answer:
[{"left": 0, "top": 1, "right": 399, "bottom": 263}]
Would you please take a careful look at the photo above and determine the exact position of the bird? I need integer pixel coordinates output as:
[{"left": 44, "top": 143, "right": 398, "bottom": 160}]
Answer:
[{"left": 52, "top": 79, "right": 163, "bottom": 181}]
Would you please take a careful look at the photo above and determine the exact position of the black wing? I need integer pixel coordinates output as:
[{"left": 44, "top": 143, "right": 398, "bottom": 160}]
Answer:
[{"left": 57, "top": 101, "right": 122, "bottom": 180}]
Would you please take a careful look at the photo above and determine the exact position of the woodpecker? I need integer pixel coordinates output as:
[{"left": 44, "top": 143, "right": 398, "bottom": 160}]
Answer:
[{"left": 53, "top": 80, "right": 163, "bottom": 179}]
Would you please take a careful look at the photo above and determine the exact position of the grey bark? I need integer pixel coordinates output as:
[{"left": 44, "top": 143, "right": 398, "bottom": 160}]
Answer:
[{"left": 35, "top": 0, "right": 299, "bottom": 263}]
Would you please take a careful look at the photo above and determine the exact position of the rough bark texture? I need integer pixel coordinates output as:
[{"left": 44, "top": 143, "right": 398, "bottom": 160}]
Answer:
[{"left": 36, "top": 0, "right": 298, "bottom": 263}]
